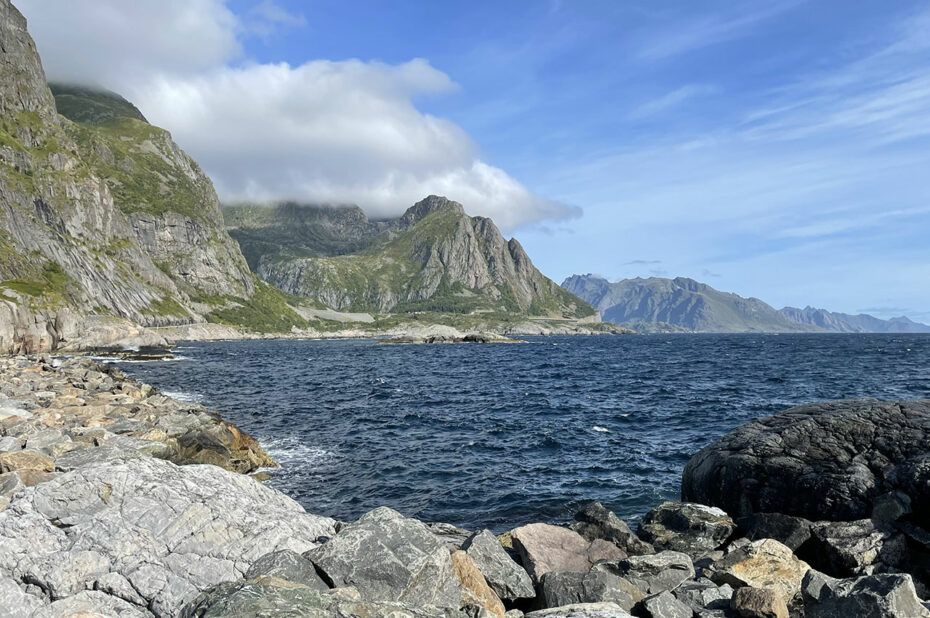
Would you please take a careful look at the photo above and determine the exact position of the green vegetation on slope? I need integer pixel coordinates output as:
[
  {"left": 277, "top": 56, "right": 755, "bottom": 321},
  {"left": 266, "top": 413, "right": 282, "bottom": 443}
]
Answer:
[
  {"left": 0, "top": 261, "right": 76, "bottom": 307},
  {"left": 49, "top": 83, "right": 147, "bottom": 125},
  {"left": 206, "top": 278, "right": 309, "bottom": 333}
]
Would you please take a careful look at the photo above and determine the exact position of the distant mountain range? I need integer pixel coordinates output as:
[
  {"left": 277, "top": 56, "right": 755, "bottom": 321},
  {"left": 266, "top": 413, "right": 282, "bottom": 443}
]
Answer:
[{"left": 562, "top": 274, "right": 930, "bottom": 333}]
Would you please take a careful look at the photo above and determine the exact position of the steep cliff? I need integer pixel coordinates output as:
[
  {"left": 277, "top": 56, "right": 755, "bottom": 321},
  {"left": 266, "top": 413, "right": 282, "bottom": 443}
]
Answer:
[
  {"left": 0, "top": 0, "right": 301, "bottom": 351},
  {"left": 225, "top": 196, "right": 596, "bottom": 318}
]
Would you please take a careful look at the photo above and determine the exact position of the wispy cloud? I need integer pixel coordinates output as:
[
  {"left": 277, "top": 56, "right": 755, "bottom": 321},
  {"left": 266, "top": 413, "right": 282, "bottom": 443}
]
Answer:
[
  {"left": 624, "top": 259, "right": 662, "bottom": 265},
  {"left": 630, "top": 84, "right": 715, "bottom": 120}
]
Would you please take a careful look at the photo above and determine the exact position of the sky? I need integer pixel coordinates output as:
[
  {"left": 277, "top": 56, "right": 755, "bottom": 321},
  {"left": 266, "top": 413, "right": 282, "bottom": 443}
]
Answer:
[{"left": 16, "top": 0, "right": 930, "bottom": 320}]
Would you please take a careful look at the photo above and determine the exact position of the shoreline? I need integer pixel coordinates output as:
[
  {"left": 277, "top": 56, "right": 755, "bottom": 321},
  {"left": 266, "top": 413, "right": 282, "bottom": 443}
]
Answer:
[{"left": 0, "top": 355, "right": 928, "bottom": 617}]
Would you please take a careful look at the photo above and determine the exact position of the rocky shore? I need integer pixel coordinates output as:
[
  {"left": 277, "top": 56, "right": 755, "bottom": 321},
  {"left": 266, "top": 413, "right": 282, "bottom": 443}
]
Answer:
[{"left": 0, "top": 358, "right": 928, "bottom": 618}]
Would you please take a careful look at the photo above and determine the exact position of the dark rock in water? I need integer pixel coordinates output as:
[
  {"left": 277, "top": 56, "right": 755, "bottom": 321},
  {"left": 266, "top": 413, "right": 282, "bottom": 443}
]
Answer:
[
  {"left": 730, "top": 586, "right": 787, "bottom": 618},
  {"left": 638, "top": 502, "right": 735, "bottom": 558},
  {"left": 801, "top": 570, "right": 930, "bottom": 618},
  {"left": 571, "top": 501, "right": 654, "bottom": 556},
  {"left": 462, "top": 529, "right": 535, "bottom": 602},
  {"left": 736, "top": 513, "right": 812, "bottom": 552},
  {"left": 304, "top": 506, "right": 462, "bottom": 607},
  {"left": 593, "top": 551, "right": 694, "bottom": 596},
  {"left": 245, "top": 550, "right": 329, "bottom": 591},
  {"left": 638, "top": 590, "right": 693, "bottom": 618},
  {"left": 681, "top": 399, "right": 930, "bottom": 522},
  {"left": 510, "top": 523, "right": 626, "bottom": 583},
  {"left": 803, "top": 520, "right": 907, "bottom": 577},
  {"left": 538, "top": 571, "right": 635, "bottom": 610}
]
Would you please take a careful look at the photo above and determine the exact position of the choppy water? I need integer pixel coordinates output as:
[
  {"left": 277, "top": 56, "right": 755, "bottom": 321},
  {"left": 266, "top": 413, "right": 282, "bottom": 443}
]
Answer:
[{"left": 113, "top": 334, "right": 930, "bottom": 531}]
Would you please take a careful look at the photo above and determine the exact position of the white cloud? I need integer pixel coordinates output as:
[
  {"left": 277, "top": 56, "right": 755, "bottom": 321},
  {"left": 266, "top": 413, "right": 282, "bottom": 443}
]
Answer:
[{"left": 16, "top": 0, "right": 573, "bottom": 231}]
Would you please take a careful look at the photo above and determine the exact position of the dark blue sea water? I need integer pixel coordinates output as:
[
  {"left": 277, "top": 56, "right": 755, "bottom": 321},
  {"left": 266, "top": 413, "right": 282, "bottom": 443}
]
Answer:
[{"left": 112, "top": 334, "right": 930, "bottom": 531}]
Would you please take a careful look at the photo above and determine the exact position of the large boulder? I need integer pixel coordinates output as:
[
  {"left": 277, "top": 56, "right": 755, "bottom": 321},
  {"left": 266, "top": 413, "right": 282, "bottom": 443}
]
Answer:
[
  {"left": 593, "top": 551, "right": 694, "bottom": 596},
  {"left": 682, "top": 399, "right": 930, "bottom": 521},
  {"left": 730, "top": 586, "right": 788, "bottom": 618},
  {"left": 0, "top": 457, "right": 336, "bottom": 617},
  {"left": 244, "top": 549, "right": 329, "bottom": 591},
  {"left": 451, "top": 549, "right": 506, "bottom": 617},
  {"left": 305, "top": 507, "right": 462, "bottom": 608},
  {"left": 638, "top": 590, "right": 692, "bottom": 618},
  {"left": 708, "top": 539, "right": 810, "bottom": 602},
  {"left": 524, "top": 602, "right": 634, "bottom": 617},
  {"left": 571, "top": 502, "right": 654, "bottom": 556},
  {"left": 736, "top": 513, "right": 813, "bottom": 552},
  {"left": 803, "top": 520, "right": 907, "bottom": 577},
  {"left": 510, "top": 523, "right": 625, "bottom": 583},
  {"left": 801, "top": 570, "right": 930, "bottom": 618},
  {"left": 537, "top": 571, "right": 636, "bottom": 610},
  {"left": 462, "top": 529, "right": 535, "bottom": 602},
  {"left": 638, "top": 502, "right": 735, "bottom": 558}
]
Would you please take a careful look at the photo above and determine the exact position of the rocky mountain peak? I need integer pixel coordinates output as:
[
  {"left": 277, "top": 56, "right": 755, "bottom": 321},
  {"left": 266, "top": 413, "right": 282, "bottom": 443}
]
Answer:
[{"left": 400, "top": 195, "right": 465, "bottom": 226}]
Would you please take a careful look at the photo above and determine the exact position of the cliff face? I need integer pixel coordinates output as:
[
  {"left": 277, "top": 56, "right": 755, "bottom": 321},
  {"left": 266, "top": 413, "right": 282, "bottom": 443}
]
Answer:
[
  {"left": 562, "top": 274, "right": 813, "bottom": 333},
  {"left": 0, "top": 0, "right": 269, "bottom": 352},
  {"left": 226, "top": 196, "right": 596, "bottom": 318}
]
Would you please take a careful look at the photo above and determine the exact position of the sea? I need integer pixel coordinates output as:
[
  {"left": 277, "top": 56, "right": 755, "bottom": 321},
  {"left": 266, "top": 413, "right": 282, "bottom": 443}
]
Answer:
[{"left": 111, "top": 333, "right": 930, "bottom": 532}]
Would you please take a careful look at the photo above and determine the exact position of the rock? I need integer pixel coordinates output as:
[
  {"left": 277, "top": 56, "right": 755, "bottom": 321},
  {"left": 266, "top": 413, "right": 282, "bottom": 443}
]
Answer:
[
  {"left": 0, "top": 457, "right": 335, "bottom": 617},
  {"left": 181, "top": 577, "right": 468, "bottom": 618},
  {"left": 244, "top": 549, "right": 329, "bottom": 591},
  {"left": 0, "top": 436, "right": 22, "bottom": 452},
  {"left": 0, "top": 471, "right": 23, "bottom": 511},
  {"left": 511, "top": 523, "right": 626, "bottom": 583},
  {"left": 709, "top": 539, "right": 810, "bottom": 602},
  {"left": 593, "top": 551, "right": 694, "bottom": 596},
  {"left": 672, "top": 579, "right": 733, "bottom": 613},
  {"left": 0, "top": 449, "right": 54, "bottom": 475},
  {"left": 0, "top": 575, "right": 45, "bottom": 617},
  {"left": 305, "top": 506, "right": 461, "bottom": 608},
  {"left": 801, "top": 570, "right": 930, "bottom": 618},
  {"left": 452, "top": 550, "right": 506, "bottom": 617},
  {"left": 30, "top": 590, "right": 151, "bottom": 618},
  {"left": 537, "top": 571, "right": 635, "bottom": 611},
  {"left": 804, "top": 520, "right": 907, "bottom": 576},
  {"left": 682, "top": 399, "right": 930, "bottom": 521},
  {"left": 571, "top": 502, "right": 654, "bottom": 556},
  {"left": 463, "top": 529, "right": 535, "bottom": 602},
  {"left": 638, "top": 502, "right": 735, "bottom": 558},
  {"left": 431, "top": 522, "right": 475, "bottom": 549},
  {"left": 730, "top": 587, "right": 788, "bottom": 618},
  {"left": 736, "top": 513, "right": 812, "bottom": 551},
  {"left": 523, "top": 602, "right": 634, "bottom": 617},
  {"left": 871, "top": 491, "right": 912, "bottom": 523},
  {"left": 638, "top": 590, "right": 692, "bottom": 618}
]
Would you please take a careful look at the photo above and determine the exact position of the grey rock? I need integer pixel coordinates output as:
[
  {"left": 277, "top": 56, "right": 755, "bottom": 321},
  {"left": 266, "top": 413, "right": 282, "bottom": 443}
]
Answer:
[
  {"left": 463, "top": 529, "right": 535, "bottom": 601},
  {"left": 639, "top": 590, "right": 692, "bottom": 618},
  {"left": 524, "top": 602, "right": 635, "bottom": 617},
  {"left": 31, "top": 590, "right": 152, "bottom": 618},
  {"left": 538, "top": 571, "right": 635, "bottom": 611},
  {"left": 871, "top": 491, "right": 912, "bottom": 523},
  {"left": 638, "top": 502, "right": 735, "bottom": 558},
  {"left": 736, "top": 513, "right": 813, "bottom": 552},
  {"left": 673, "top": 579, "right": 733, "bottom": 612},
  {"left": 24, "top": 429, "right": 68, "bottom": 453},
  {"left": 0, "top": 575, "right": 45, "bottom": 617},
  {"left": 0, "top": 472, "right": 23, "bottom": 511},
  {"left": 305, "top": 506, "right": 461, "bottom": 608},
  {"left": 511, "top": 523, "right": 626, "bottom": 583},
  {"left": 430, "top": 521, "right": 475, "bottom": 550},
  {"left": 682, "top": 399, "right": 930, "bottom": 522},
  {"left": 593, "top": 551, "right": 694, "bottom": 596},
  {"left": 571, "top": 502, "right": 654, "bottom": 556},
  {"left": 245, "top": 549, "right": 329, "bottom": 591},
  {"left": 0, "top": 436, "right": 22, "bottom": 452},
  {"left": 801, "top": 570, "right": 930, "bottom": 618},
  {"left": 805, "top": 519, "right": 907, "bottom": 576}
]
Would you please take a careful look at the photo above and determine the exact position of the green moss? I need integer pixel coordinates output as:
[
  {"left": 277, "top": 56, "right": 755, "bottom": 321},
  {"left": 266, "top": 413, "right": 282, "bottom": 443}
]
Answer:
[
  {"left": 207, "top": 278, "right": 309, "bottom": 333},
  {"left": 0, "top": 261, "right": 74, "bottom": 305},
  {"left": 142, "top": 295, "right": 189, "bottom": 318}
]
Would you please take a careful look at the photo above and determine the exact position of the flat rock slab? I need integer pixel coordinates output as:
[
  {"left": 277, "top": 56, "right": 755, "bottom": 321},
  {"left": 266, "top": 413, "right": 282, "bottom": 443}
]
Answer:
[
  {"left": 682, "top": 399, "right": 930, "bottom": 521},
  {"left": 0, "top": 457, "right": 336, "bottom": 617},
  {"left": 305, "top": 506, "right": 462, "bottom": 608},
  {"left": 511, "top": 523, "right": 626, "bottom": 582}
]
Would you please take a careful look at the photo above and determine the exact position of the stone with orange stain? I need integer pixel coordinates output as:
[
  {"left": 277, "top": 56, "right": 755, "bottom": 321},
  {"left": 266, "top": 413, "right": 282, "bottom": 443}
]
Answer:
[{"left": 451, "top": 549, "right": 506, "bottom": 617}]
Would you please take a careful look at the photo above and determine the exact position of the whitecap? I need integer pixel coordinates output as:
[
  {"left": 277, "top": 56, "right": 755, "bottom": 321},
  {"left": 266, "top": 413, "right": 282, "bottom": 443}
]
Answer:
[
  {"left": 162, "top": 390, "right": 203, "bottom": 404},
  {"left": 593, "top": 426, "right": 610, "bottom": 433}
]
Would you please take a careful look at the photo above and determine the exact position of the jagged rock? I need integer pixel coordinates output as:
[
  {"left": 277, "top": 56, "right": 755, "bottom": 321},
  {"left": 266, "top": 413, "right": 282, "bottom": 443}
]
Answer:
[
  {"left": 430, "top": 522, "right": 475, "bottom": 549},
  {"left": 593, "top": 551, "right": 694, "bottom": 596},
  {"left": 0, "top": 457, "right": 335, "bottom": 617},
  {"left": 0, "top": 575, "right": 44, "bottom": 617},
  {"left": 31, "top": 590, "right": 151, "bottom": 618},
  {"left": 244, "top": 550, "right": 328, "bottom": 591},
  {"left": 511, "top": 523, "right": 626, "bottom": 583},
  {"left": 638, "top": 590, "right": 692, "bottom": 618},
  {"left": 804, "top": 520, "right": 907, "bottom": 577},
  {"left": 730, "top": 587, "right": 787, "bottom": 618},
  {"left": 463, "top": 529, "right": 536, "bottom": 602},
  {"left": 682, "top": 400, "right": 930, "bottom": 522},
  {"left": 537, "top": 571, "right": 636, "bottom": 611},
  {"left": 0, "top": 471, "right": 22, "bottom": 511},
  {"left": 452, "top": 550, "right": 506, "bottom": 617},
  {"left": 709, "top": 539, "right": 810, "bottom": 602},
  {"left": 523, "top": 602, "right": 634, "bottom": 617},
  {"left": 638, "top": 502, "right": 735, "bottom": 558},
  {"left": 305, "top": 506, "right": 461, "bottom": 608},
  {"left": 736, "top": 513, "right": 813, "bottom": 551},
  {"left": 0, "top": 449, "right": 54, "bottom": 474},
  {"left": 672, "top": 579, "right": 733, "bottom": 613},
  {"left": 801, "top": 570, "right": 930, "bottom": 617},
  {"left": 571, "top": 502, "right": 654, "bottom": 556},
  {"left": 181, "top": 577, "right": 468, "bottom": 618}
]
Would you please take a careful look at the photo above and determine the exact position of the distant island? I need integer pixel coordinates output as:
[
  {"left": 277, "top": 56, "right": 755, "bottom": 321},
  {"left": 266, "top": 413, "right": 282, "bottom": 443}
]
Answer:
[{"left": 563, "top": 274, "right": 930, "bottom": 334}]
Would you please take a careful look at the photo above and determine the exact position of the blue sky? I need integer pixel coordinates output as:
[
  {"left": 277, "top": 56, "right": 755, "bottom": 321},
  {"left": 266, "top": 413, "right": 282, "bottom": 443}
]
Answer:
[{"left": 19, "top": 0, "right": 930, "bottom": 319}]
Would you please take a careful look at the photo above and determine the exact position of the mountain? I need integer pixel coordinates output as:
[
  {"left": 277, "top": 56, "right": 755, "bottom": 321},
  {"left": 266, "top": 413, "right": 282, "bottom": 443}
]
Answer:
[
  {"left": 224, "top": 196, "right": 596, "bottom": 318},
  {"left": 561, "top": 274, "right": 814, "bottom": 333},
  {"left": 779, "top": 306, "right": 930, "bottom": 333},
  {"left": 0, "top": 0, "right": 306, "bottom": 351}
]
